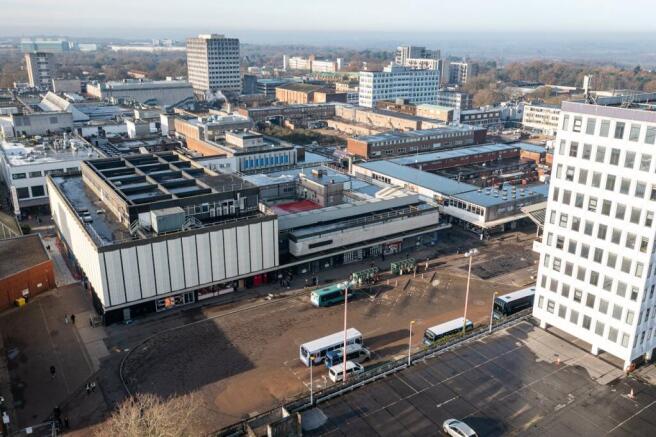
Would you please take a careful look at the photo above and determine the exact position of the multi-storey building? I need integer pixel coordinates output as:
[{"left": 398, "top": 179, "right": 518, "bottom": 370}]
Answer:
[
  {"left": 436, "top": 90, "right": 473, "bottom": 112},
  {"left": 186, "top": 34, "right": 241, "bottom": 98},
  {"left": 86, "top": 79, "right": 194, "bottom": 106},
  {"left": 448, "top": 62, "right": 478, "bottom": 86},
  {"left": 533, "top": 93, "right": 656, "bottom": 369},
  {"left": 395, "top": 46, "right": 440, "bottom": 66},
  {"left": 25, "top": 52, "right": 56, "bottom": 89},
  {"left": 459, "top": 107, "right": 503, "bottom": 128},
  {"left": 358, "top": 64, "right": 440, "bottom": 108},
  {"left": 283, "top": 55, "right": 342, "bottom": 73},
  {"left": 523, "top": 103, "right": 562, "bottom": 136}
]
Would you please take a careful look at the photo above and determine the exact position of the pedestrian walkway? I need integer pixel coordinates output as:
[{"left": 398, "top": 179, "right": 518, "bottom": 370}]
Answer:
[
  {"left": 0, "top": 284, "right": 97, "bottom": 429},
  {"left": 43, "top": 236, "right": 77, "bottom": 287}
]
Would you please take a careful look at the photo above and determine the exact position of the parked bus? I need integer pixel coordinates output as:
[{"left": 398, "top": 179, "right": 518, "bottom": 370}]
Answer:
[
  {"left": 324, "top": 344, "right": 371, "bottom": 368},
  {"left": 299, "top": 328, "right": 363, "bottom": 366},
  {"left": 310, "top": 282, "right": 352, "bottom": 307},
  {"left": 493, "top": 286, "right": 535, "bottom": 319},
  {"left": 424, "top": 317, "right": 473, "bottom": 345},
  {"left": 328, "top": 361, "right": 365, "bottom": 382}
]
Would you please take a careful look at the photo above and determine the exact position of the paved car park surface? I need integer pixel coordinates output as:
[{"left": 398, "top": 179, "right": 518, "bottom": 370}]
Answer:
[{"left": 303, "top": 320, "right": 655, "bottom": 436}]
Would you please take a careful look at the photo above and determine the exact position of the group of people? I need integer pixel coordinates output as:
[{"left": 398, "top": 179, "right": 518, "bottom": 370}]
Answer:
[{"left": 64, "top": 314, "right": 76, "bottom": 325}]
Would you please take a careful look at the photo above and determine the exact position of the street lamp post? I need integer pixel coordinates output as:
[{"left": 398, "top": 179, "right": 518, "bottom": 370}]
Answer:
[
  {"left": 408, "top": 320, "right": 415, "bottom": 366},
  {"left": 489, "top": 292, "right": 498, "bottom": 333},
  {"left": 310, "top": 354, "right": 315, "bottom": 405},
  {"left": 342, "top": 281, "right": 349, "bottom": 382},
  {"left": 463, "top": 249, "right": 478, "bottom": 334}
]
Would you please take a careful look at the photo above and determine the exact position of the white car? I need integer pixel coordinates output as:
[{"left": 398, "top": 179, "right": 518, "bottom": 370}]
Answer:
[{"left": 442, "top": 419, "right": 478, "bottom": 437}]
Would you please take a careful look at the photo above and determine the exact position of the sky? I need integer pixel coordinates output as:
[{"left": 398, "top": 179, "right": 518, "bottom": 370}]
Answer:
[{"left": 2, "top": 0, "right": 656, "bottom": 39}]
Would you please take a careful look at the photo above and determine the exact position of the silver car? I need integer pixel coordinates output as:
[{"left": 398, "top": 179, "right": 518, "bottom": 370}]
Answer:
[{"left": 442, "top": 419, "right": 478, "bottom": 437}]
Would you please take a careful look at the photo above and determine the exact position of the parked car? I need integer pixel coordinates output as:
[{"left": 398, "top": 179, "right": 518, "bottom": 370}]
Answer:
[{"left": 442, "top": 419, "right": 477, "bottom": 437}]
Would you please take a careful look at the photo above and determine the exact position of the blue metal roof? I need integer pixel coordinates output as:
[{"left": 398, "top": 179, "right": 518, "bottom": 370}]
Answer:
[
  {"left": 390, "top": 143, "right": 518, "bottom": 166},
  {"left": 514, "top": 142, "right": 546, "bottom": 154},
  {"left": 357, "top": 160, "right": 478, "bottom": 196},
  {"left": 451, "top": 183, "right": 548, "bottom": 208}
]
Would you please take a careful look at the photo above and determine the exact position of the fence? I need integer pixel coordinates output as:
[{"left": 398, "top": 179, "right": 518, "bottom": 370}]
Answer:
[{"left": 216, "top": 309, "right": 532, "bottom": 436}]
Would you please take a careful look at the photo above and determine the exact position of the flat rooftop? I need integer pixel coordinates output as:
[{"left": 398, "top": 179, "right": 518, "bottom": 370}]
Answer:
[
  {"left": 515, "top": 142, "right": 547, "bottom": 154},
  {"left": 276, "top": 83, "right": 326, "bottom": 93},
  {"left": 357, "top": 160, "right": 478, "bottom": 196},
  {"left": 1, "top": 139, "right": 102, "bottom": 167},
  {"left": 562, "top": 92, "right": 656, "bottom": 119},
  {"left": 304, "top": 320, "right": 654, "bottom": 436},
  {"left": 451, "top": 183, "right": 548, "bottom": 208},
  {"left": 353, "top": 125, "right": 480, "bottom": 143},
  {"left": 390, "top": 144, "right": 518, "bottom": 166},
  {"left": 0, "top": 234, "right": 49, "bottom": 279}
]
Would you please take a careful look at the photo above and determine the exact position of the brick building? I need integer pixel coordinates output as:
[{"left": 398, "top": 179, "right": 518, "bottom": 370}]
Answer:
[{"left": 0, "top": 234, "right": 55, "bottom": 310}]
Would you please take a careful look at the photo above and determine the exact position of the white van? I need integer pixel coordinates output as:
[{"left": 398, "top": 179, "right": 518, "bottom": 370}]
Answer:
[{"left": 328, "top": 360, "right": 364, "bottom": 382}]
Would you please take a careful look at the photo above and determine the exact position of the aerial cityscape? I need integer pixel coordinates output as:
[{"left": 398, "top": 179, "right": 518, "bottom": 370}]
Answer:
[{"left": 1, "top": 1, "right": 656, "bottom": 436}]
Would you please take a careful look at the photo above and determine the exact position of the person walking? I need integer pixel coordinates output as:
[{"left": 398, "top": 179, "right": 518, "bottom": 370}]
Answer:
[
  {"left": 70, "top": 314, "right": 76, "bottom": 325},
  {"left": 64, "top": 315, "right": 69, "bottom": 324},
  {"left": 50, "top": 365, "right": 56, "bottom": 379}
]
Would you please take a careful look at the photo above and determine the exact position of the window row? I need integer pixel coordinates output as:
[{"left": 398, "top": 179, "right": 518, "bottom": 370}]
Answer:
[
  {"left": 558, "top": 140, "right": 656, "bottom": 172},
  {"left": 562, "top": 114, "right": 656, "bottom": 144}
]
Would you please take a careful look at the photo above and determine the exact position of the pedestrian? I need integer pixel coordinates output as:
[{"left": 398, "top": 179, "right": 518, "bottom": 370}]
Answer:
[
  {"left": 70, "top": 314, "right": 76, "bottom": 325},
  {"left": 64, "top": 417, "right": 70, "bottom": 429},
  {"left": 64, "top": 315, "right": 69, "bottom": 324},
  {"left": 85, "top": 383, "right": 91, "bottom": 395},
  {"left": 50, "top": 365, "right": 56, "bottom": 379}
]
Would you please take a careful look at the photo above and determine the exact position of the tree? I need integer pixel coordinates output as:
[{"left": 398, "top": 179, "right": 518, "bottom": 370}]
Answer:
[{"left": 95, "top": 393, "right": 202, "bottom": 437}]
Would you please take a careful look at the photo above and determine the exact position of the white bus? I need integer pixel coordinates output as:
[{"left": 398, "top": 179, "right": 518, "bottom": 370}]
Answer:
[
  {"left": 299, "top": 328, "right": 363, "bottom": 366},
  {"left": 423, "top": 317, "right": 473, "bottom": 345},
  {"left": 328, "top": 361, "right": 365, "bottom": 382}
]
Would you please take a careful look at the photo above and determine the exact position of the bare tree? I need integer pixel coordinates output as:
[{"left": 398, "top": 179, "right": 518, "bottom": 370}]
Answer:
[{"left": 95, "top": 393, "right": 202, "bottom": 437}]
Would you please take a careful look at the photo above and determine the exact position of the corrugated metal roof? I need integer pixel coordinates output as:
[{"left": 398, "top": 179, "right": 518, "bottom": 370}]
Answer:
[{"left": 390, "top": 143, "right": 517, "bottom": 165}]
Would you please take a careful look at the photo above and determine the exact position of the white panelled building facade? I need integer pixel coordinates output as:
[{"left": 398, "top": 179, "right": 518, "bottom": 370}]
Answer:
[
  {"left": 533, "top": 94, "right": 656, "bottom": 369},
  {"left": 358, "top": 64, "right": 440, "bottom": 108}
]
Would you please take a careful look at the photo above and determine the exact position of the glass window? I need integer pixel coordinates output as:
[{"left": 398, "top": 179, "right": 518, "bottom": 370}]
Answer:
[
  {"left": 577, "top": 266, "right": 586, "bottom": 281},
  {"left": 608, "top": 327, "right": 618, "bottom": 342},
  {"left": 559, "top": 213, "right": 568, "bottom": 227},
  {"left": 556, "top": 236, "right": 565, "bottom": 249},
  {"left": 562, "top": 190, "right": 571, "bottom": 204},
  {"left": 595, "top": 146, "right": 606, "bottom": 163},
  {"left": 547, "top": 300, "right": 555, "bottom": 313},
  {"left": 630, "top": 207, "right": 641, "bottom": 224},
  {"left": 624, "top": 151, "right": 636, "bottom": 169},
  {"left": 597, "top": 224, "right": 607, "bottom": 240},
  {"left": 640, "top": 154, "right": 652, "bottom": 172},
  {"left": 645, "top": 211, "right": 654, "bottom": 227},
  {"left": 565, "top": 166, "right": 575, "bottom": 181},
  {"left": 570, "top": 309, "right": 579, "bottom": 324},
  {"left": 578, "top": 169, "right": 588, "bottom": 184},
  {"left": 575, "top": 194, "right": 584, "bottom": 208},
  {"left": 584, "top": 221, "right": 593, "bottom": 236},
  {"left": 626, "top": 310, "right": 635, "bottom": 325},
  {"left": 573, "top": 117, "right": 582, "bottom": 133},
  {"left": 635, "top": 263, "right": 644, "bottom": 278},
  {"left": 561, "top": 284, "right": 570, "bottom": 298},
  {"left": 635, "top": 182, "right": 646, "bottom": 198},
  {"left": 30, "top": 185, "right": 45, "bottom": 197},
  {"left": 614, "top": 122, "right": 626, "bottom": 139},
  {"left": 569, "top": 142, "right": 579, "bottom": 157},
  {"left": 615, "top": 204, "right": 625, "bottom": 220},
  {"left": 600, "top": 120, "right": 610, "bottom": 137},
  {"left": 16, "top": 187, "right": 30, "bottom": 199},
  {"left": 552, "top": 187, "right": 559, "bottom": 201},
  {"left": 612, "top": 304, "right": 623, "bottom": 320},
  {"left": 565, "top": 262, "right": 573, "bottom": 276},
  {"left": 645, "top": 126, "right": 656, "bottom": 144},
  {"left": 588, "top": 197, "right": 597, "bottom": 212},
  {"left": 582, "top": 315, "right": 592, "bottom": 330},
  {"left": 625, "top": 233, "right": 636, "bottom": 250},
  {"left": 28, "top": 171, "right": 42, "bottom": 178},
  {"left": 538, "top": 295, "right": 544, "bottom": 309},
  {"left": 621, "top": 257, "right": 631, "bottom": 273},
  {"left": 553, "top": 259, "right": 561, "bottom": 272},
  {"left": 620, "top": 178, "right": 631, "bottom": 194},
  {"left": 605, "top": 175, "right": 616, "bottom": 191},
  {"left": 595, "top": 321, "right": 605, "bottom": 336},
  {"left": 599, "top": 299, "right": 609, "bottom": 314},
  {"left": 574, "top": 289, "right": 583, "bottom": 303},
  {"left": 606, "top": 253, "right": 617, "bottom": 268},
  {"left": 12, "top": 173, "right": 26, "bottom": 180},
  {"left": 590, "top": 271, "right": 599, "bottom": 286},
  {"left": 556, "top": 164, "right": 563, "bottom": 178},
  {"left": 629, "top": 124, "right": 641, "bottom": 142},
  {"left": 640, "top": 237, "right": 649, "bottom": 253},
  {"left": 617, "top": 282, "right": 627, "bottom": 298},
  {"left": 558, "top": 140, "right": 566, "bottom": 155},
  {"left": 585, "top": 118, "right": 596, "bottom": 135},
  {"left": 558, "top": 304, "right": 567, "bottom": 319},
  {"left": 582, "top": 144, "right": 592, "bottom": 160},
  {"left": 630, "top": 287, "right": 639, "bottom": 302},
  {"left": 571, "top": 216, "right": 580, "bottom": 231},
  {"left": 611, "top": 228, "right": 622, "bottom": 244},
  {"left": 593, "top": 247, "right": 603, "bottom": 262},
  {"left": 591, "top": 172, "right": 601, "bottom": 187},
  {"left": 621, "top": 333, "right": 629, "bottom": 347},
  {"left": 562, "top": 114, "right": 570, "bottom": 130},
  {"left": 610, "top": 148, "right": 621, "bottom": 165},
  {"left": 586, "top": 293, "right": 596, "bottom": 308}
]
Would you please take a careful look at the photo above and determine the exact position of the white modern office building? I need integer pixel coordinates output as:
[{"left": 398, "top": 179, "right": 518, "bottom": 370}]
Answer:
[
  {"left": 358, "top": 64, "right": 440, "bottom": 108},
  {"left": 186, "top": 34, "right": 241, "bottom": 98},
  {"left": 532, "top": 93, "right": 656, "bottom": 369},
  {"left": 523, "top": 103, "right": 561, "bottom": 136},
  {"left": 24, "top": 52, "right": 56, "bottom": 89},
  {"left": 448, "top": 62, "right": 478, "bottom": 86}
]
